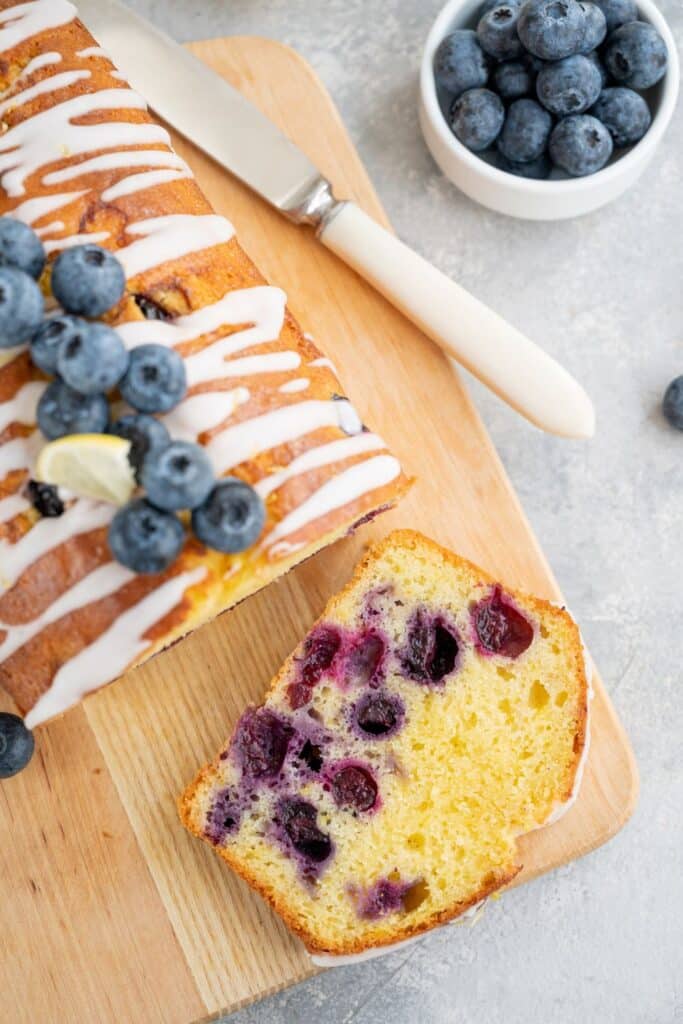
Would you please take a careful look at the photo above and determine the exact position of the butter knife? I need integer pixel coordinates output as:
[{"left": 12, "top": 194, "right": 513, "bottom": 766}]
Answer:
[{"left": 77, "top": 0, "right": 595, "bottom": 439}]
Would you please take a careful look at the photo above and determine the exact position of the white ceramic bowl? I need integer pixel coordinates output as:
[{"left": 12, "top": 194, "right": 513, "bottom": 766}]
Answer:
[{"left": 419, "top": 0, "right": 679, "bottom": 219}]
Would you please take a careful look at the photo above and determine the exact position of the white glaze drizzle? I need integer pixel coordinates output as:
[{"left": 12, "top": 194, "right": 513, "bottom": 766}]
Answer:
[
  {"left": 0, "top": 380, "right": 44, "bottom": 433},
  {"left": 116, "top": 214, "right": 235, "bottom": 279},
  {"left": 101, "top": 167, "right": 190, "bottom": 202},
  {"left": 43, "top": 148, "right": 189, "bottom": 186},
  {"left": 0, "top": 1, "right": 76, "bottom": 53},
  {"left": 164, "top": 387, "right": 250, "bottom": 443},
  {"left": 16, "top": 51, "right": 62, "bottom": 81},
  {"left": 43, "top": 229, "right": 109, "bottom": 253},
  {"left": 76, "top": 46, "right": 108, "bottom": 59},
  {"left": 0, "top": 69, "right": 91, "bottom": 117},
  {"left": 0, "top": 432, "right": 41, "bottom": 477},
  {"left": 279, "top": 378, "right": 309, "bottom": 394},
  {"left": 1, "top": 500, "right": 114, "bottom": 589},
  {"left": 265, "top": 454, "right": 401, "bottom": 550},
  {"left": 0, "top": 492, "right": 29, "bottom": 524},
  {"left": 0, "top": 88, "right": 167, "bottom": 196},
  {"left": 11, "top": 189, "right": 87, "bottom": 226},
  {"left": 0, "top": 561, "right": 134, "bottom": 662},
  {"left": 256, "top": 433, "right": 386, "bottom": 500},
  {"left": 24, "top": 565, "right": 207, "bottom": 729}
]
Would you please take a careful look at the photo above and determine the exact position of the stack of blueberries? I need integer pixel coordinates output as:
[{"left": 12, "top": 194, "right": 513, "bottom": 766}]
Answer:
[
  {"left": 434, "top": 0, "right": 668, "bottom": 177},
  {"left": 0, "top": 218, "right": 265, "bottom": 574}
]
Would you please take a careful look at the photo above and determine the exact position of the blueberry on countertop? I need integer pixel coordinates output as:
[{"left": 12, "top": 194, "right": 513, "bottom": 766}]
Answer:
[
  {"left": 549, "top": 113, "right": 613, "bottom": 175},
  {"left": 517, "top": 0, "right": 588, "bottom": 60},
  {"left": 497, "top": 98, "right": 553, "bottom": 163},
  {"left": 537, "top": 54, "right": 602, "bottom": 116},
  {"left": 579, "top": 2, "right": 607, "bottom": 52},
  {"left": 56, "top": 321, "right": 129, "bottom": 395},
  {"left": 51, "top": 243, "right": 126, "bottom": 318},
  {"left": 0, "top": 713, "right": 35, "bottom": 778},
  {"left": 192, "top": 478, "right": 266, "bottom": 554},
  {"left": 108, "top": 498, "right": 185, "bottom": 574},
  {"left": 591, "top": 86, "right": 651, "bottom": 146},
  {"left": 141, "top": 439, "right": 214, "bottom": 511},
  {"left": 37, "top": 379, "right": 109, "bottom": 440},
  {"left": 0, "top": 267, "right": 44, "bottom": 348},
  {"left": 494, "top": 60, "right": 533, "bottom": 100},
  {"left": 434, "top": 30, "right": 489, "bottom": 98},
  {"left": 449, "top": 88, "right": 505, "bottom": 152},
  {"left": 497, "top": 150, "right": 552, "bottom": 178},
  {"left": 662, "top": 376, "right": 683, "bottom": 431},
  {"left": 604, "top": 21, "right": 668, "bottom": 90},
  {"left": 593, "top": 0, "right": 637, "bottom": 33},
  {"left": 119, "top": 343, "right": 186, "bottom": 414},
  {"left": 477, "top": 3, "right": 524, "bottom": 61},
  {"left": 110, "top": 413, "right": 170, "bottom": 481},
  {"left": 27, "top": 479, "right": 64, "bottom": 518},
  {"left": 0, "top": 218, "right": 45, "bottom": 279},
  {"left": 30, "top": 315, "right": 86, "bottom": 376}
]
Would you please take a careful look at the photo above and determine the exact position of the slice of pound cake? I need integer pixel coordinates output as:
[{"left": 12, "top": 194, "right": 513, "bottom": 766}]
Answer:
[{"left": 180, "top": 530, "right": 591, "bottom": 958}]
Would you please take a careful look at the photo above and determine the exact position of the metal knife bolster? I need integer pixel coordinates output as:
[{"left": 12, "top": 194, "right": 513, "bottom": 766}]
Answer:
[{"left": 280, "top": 175, "right": 346, "bottom": 231}]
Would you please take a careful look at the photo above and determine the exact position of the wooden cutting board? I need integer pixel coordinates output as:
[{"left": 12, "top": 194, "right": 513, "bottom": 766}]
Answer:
[{"left": 0, "top": 36, "right": 637, "bottom": 1024}]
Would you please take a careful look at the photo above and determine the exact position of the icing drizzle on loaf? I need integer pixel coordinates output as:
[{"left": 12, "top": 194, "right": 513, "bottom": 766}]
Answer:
[{"left": 0, "top": 0, "right": 402, "bottom": 727}]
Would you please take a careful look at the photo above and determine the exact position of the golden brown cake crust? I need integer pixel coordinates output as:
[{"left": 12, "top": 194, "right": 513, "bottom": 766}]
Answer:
[
  {"left": 0, "top": 2, "right": 408, "bottom": 722},
  {"left": 179, "top": 530, "right": 590, "bottom": 956}
]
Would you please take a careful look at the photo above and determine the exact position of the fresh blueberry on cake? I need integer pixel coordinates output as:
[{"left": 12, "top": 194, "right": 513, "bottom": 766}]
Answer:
[
  {"left": 0, "top": 217, "right": 45, "bottom": 279},
  {"left": 0, "top": 712, "right": 34, "bottom": 778},
  {"left": 119, "top": 343, "right": 187, "bottom": 413},
  {"left": 50, "top": 242, "right": 126, "bottom": 318},
  {"left": 56, "top": 321, "right": 129, "bottom": 395},
  {"left": 180, "top": 531, "right": 591, "bottom": 958},
  {"left": 0, "top": 265, "right": 44, "bottom": 347}
]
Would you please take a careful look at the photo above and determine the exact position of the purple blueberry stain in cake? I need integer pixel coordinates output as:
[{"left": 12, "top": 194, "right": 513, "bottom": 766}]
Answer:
[
  {"left": 232, "top": 707, "right": 293, "bottom": 780},
  {"left": 361, "top": 584, "right": 394, "bottom": 623},
  {"left": 204, "top": 786, "right": 243, "bottom": 844},
  {"left": 287, "top": 623, "right": 343, "bottom": 708},
  {"left": 352, "top": 876, "right": 415, "bottom": 920},
  {"left": 329, "top": 760, "right": 379, "bottom": 813},
  {"left": 275, "top": 796, "right": 333, "bottom": 872},
  {"left": 344, "top": 629, "right": 386, "bottom": 688},
  {"left": 400, "top": 607, "right": 461, "bottom": 684},
  {"left": 471, "top": 585, "right": 534, "bottom": 659},
  {"left": 352, "top": 690, "right": 405, "bottom": 740}
]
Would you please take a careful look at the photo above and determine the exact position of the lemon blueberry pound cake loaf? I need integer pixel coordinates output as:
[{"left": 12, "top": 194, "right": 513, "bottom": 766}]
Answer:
[
  {"left": 180, "top": 531, "right": 591, "bottom": 958},
  {"left": 0, "top": 0, "right": 407, "bottom": 729}
]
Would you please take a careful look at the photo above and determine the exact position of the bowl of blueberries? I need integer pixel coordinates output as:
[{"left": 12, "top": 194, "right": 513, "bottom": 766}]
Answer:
[{"left": 419, "top": 0, "right": 678, "bottom": 218}]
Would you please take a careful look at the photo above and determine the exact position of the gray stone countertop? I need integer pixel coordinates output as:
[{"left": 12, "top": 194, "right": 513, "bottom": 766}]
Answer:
[{"left": 125, "top": 2, "right": 683, "bottom": 1021}]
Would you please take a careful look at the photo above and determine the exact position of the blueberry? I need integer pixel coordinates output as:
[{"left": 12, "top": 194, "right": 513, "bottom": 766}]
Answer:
[
  {"left": 108, "top": 498, "right": 185, "bottom": 573},
  {"left": 662, "top": 376, "right": 683, "bottom": 431},
  {"left": 0, "top": 712, "right": 34, "bottom": 777},
  {"left": 205, "top": 787, "right": 242, "bottom": 843},
  {"left": 30, "top": 315, "right": 86, "bottom": 375},
  {"left": 497, "top": 150, "right": 552, "bottom": 177},
  {"left": 579, "top": 2, "right": 607, "bottom": 51},
  {"left": 353, "top": 690, "right": 405, "bottom": 738},
  {"left": 56, "top": 321, "right": 129, "bottom": 395},
  {"left": 585, "top": 49, "right": 609, "bottom": 88},
  {"left": 593, "top": 0, "right": 637, "bottom": 32},
  {"left": 400, "top": 608, "right": 460, "bottom": 684},
  {"left": 331, "top": 764, "right": 377, "bottom": 812},
  {"left": 51, "top": 244, "right": 125, "bottom": 317},
  {"left": 191, "top": 476, "right": 265, "bottom": 552},
  {"left": 449, "top": 88, "right": 505, "bottom": 152},
  {"left": 37, "top": 380, "right": 109, "bottom": 440},
  {"left": 472, "top": 586, "right": 534, "bottom": 657},
  {"left": 141, "top": 439, "right": 214, "bottom": 511},
  {"left": 549, "top": 112, "right": 613, "bottom": 174},
  {"left": 497, "top": 98, "right": 553, "bottom": 163},
  {"left": 517, "top": 0, "right": 588, "bottom": 60},
  {"left": 0, "top": 267, "right": 44, "bottom": 348},
  {"left": 434, "top": 30, "right": 489, "bottom": 99},
  {"left": 537, "top": 54, "right": 602, "bottom": 116},
  {"left": 591, "top": 86, "right": 651, "bottom": 146},
  {"left": 110, "top": 413, "right": 170, "bottom": 481},
  {"left": 278, "top": 797, "right": 332, "bottom": 863},
  {"left": 26, "top": 479, "right": 64, "bottom": 517},
  {"left": 0, "top": 218, "right": 45, "bottom": 279},
  {"left": 477, "top": 4, "right": 524, "bottom": 60},
  {"left": 119, "top": 343, "right": 186, "bottom": 413},
  {"left": 233, "top": 708, "right": 292, "bottom": 778},
  {"left": 604, "top": 21, "right": 668, "bottom": 90},
  {"left": 494, "top": 60, "right": 533, "bottom": 100},
  {"left": 345, "top": 631, "right": 385, "bottom": 687}
]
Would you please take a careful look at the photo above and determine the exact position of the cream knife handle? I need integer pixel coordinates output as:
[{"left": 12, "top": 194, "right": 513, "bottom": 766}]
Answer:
[{"left": 319, "top": 202, "right": 594, "bottom": 439}]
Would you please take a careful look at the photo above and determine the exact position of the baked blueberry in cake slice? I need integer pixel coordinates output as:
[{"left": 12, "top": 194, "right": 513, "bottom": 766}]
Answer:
[{"left": 180, "top": 530, "right": 591, "bottom": 958}]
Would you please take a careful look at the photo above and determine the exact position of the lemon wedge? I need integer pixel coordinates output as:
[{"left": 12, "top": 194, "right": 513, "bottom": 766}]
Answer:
[{"left": 35, "top": 434, "right": 136, "bottom": 506}]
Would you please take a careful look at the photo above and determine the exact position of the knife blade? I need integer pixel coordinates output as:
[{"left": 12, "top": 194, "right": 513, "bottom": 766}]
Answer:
[{"left": 75, "top": 0, "right": 595, "bottom": 439}]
